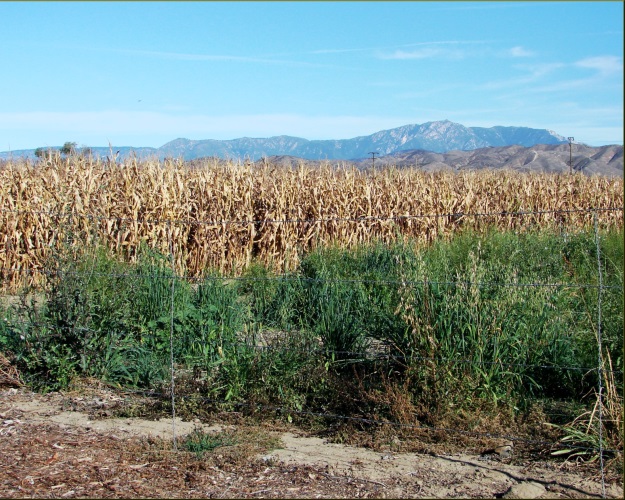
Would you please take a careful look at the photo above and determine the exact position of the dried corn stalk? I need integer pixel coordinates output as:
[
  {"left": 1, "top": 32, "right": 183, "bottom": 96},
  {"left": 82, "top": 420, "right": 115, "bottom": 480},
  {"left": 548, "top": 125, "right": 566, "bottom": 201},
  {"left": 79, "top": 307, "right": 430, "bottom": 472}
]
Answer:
[{"left": 0, "top": 156, "right": 622, "bottom": 291}]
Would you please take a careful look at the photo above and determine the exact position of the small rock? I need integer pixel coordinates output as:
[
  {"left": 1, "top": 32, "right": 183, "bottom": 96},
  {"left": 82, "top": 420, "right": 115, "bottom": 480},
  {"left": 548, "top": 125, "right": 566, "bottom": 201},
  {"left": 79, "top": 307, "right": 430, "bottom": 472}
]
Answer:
[
  {"left": 502, "top": 481, "right": 546, "bottom": 499},
  {"left": 495, "top": 445, "right": 513, "bottom": 459}
]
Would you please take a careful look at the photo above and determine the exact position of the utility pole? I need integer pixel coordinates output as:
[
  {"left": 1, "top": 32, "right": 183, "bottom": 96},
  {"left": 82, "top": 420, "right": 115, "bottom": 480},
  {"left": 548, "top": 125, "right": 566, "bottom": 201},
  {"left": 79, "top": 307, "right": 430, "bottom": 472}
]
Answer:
[
  {"left": 567, "top": 137, "right": 574, "bottom": 174},
  {"left": 369, "top": 152, "right": 378, "bottom": 170}
]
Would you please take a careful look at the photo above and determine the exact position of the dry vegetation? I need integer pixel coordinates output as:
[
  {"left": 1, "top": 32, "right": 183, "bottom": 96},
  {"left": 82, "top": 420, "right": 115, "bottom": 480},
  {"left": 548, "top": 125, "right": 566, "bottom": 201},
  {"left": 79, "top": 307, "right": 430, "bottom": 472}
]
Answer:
[{"left": 0, "top": 156, "right": 623, "bottom": 290}]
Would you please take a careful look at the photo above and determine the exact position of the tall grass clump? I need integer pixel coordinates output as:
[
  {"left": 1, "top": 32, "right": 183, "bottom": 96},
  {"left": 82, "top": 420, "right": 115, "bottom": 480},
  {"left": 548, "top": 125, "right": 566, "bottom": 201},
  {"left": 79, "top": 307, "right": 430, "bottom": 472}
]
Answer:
[
  {"left": 265, "top": 227, "right": 623, "bottom": 417},
  {"left": 4, "top": 244, "right": 169, "bottom": 390}
]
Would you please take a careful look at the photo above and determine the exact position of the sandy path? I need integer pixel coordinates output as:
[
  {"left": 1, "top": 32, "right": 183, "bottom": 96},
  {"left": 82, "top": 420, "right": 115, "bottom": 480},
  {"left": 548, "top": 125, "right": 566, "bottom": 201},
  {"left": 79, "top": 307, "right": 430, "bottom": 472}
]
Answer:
[{"left": 1, "top": 388, "right": 622, "bottom": 498}]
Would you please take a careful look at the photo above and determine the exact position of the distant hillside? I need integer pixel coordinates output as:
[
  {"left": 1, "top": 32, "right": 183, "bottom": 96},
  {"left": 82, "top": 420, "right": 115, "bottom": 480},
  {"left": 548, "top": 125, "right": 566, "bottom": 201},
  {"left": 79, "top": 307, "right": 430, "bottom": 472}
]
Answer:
[
  {"left": 0, "top": 120, "right": 570, "bottom": 161},
  {"left": 259, "top": 144, "right": 624, "bottom": 178}
]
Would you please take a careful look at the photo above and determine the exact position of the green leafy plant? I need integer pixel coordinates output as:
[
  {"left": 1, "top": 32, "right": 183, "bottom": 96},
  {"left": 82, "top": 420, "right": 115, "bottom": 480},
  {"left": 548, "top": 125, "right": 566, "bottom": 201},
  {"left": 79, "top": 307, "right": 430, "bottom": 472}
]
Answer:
[{"left": 183, "top": 429, "right": 238, "bottom": 458}]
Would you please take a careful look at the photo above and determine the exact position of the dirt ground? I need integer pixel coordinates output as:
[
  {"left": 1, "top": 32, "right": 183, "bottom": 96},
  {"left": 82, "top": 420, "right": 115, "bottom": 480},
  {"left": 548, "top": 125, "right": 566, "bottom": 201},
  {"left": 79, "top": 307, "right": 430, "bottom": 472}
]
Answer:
[{"left": 0, "top": 386, "right": 622, "bottom": 499}]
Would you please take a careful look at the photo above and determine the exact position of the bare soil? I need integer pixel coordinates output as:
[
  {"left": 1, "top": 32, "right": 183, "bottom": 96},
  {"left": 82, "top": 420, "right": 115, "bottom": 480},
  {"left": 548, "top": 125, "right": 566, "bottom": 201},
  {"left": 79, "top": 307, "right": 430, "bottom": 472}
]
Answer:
[{"left": 1, "top": 386, "right": 622, "bottom": 499}]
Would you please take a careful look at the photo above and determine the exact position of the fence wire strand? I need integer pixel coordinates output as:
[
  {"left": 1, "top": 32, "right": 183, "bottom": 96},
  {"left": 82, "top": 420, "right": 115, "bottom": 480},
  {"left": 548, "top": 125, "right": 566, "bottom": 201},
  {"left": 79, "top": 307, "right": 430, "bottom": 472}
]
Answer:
[
  {"left": 0, "top": 206, "right": 623, "bottom": 228},
  {"left": 2, "top": 266, "right": 623, "bottom": 291},
  {"left": 3, "top": 316, "right": 624, "bottom": 376}
]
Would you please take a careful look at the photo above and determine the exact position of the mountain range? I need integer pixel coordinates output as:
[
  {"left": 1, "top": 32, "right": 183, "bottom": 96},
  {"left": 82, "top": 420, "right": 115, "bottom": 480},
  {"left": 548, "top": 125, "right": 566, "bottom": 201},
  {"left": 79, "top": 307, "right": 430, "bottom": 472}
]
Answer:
[
  {"left": 1, "top": 120, "right": 621, "bottom": 176},
  {"left": 1, "top": 120, "right": 570, "bottom": 161}
]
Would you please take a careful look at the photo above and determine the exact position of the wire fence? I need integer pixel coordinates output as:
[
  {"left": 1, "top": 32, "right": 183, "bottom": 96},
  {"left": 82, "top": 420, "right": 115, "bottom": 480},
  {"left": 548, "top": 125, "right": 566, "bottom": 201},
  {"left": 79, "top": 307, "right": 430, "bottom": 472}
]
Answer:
[
  {"left": 3, "top": 266, "right": 624, "bottom": 291},
  {"left": 1, "top": 205, "right": 623, "bottom": 496},
  {"left": 0, "top": 205, "right": 621, "bottom": 225},
  {"left": 1, "top": 202, "right": 622, "bottom": 287},
  {"left": 2, "top": 314, "right": 623, "bottom": 378}
]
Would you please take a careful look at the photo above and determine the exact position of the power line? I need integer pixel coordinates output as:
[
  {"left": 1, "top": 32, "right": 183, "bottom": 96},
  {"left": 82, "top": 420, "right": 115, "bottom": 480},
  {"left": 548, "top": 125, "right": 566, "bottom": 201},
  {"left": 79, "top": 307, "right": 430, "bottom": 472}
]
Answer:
[{"left": 369, "top": 151, "right": 378, "bottom": 170}]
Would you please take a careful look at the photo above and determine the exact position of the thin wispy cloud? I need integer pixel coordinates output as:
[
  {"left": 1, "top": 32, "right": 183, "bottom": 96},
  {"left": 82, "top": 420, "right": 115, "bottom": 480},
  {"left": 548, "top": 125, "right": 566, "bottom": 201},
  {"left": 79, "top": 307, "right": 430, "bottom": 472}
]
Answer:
[
  {"left": 484, "top": 55, "right": 622, "bottom": 96},
  {"left": 377, "top": 42, "right": 532, "bottom": 61},
  {"left": 308, "top": 47, "right": 371, "bottom": 55},
  {"left": 42, "top": 42, "right": 345, "bottom": 69},
  {"left": 478, "top": 62, "right": 565, "bottom": 90},
  {"left": 376, "top": 40, "right": 536, "bottom": 60},
  {"left": 380, "top": 47, "right": 452, "bottom": 60},
  {"left": 309, "top": 40, "right": 489, "bottom": 57},
  {"left": 376, "top": 41, "right": 487, "bottom": 60},
  {"left": 119, "top": 48, "right": 338, "bottom": 69},
  {"left": 509, "top": 46, "right": 534, "bottom": 58},
  {"left": 399, "top": 40, "right": 491, "bottom": 48},
  {"left": 575, "top": 55, "right": 623, "bottom": 76}
]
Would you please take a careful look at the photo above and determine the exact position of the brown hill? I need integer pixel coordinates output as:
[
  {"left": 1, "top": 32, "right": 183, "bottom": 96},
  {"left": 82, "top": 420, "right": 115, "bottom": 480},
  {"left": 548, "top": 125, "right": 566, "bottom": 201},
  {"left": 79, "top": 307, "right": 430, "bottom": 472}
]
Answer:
[
  {"left": 361, "top": 144, "right": 624, "bottom": 177},
  {"left": 257, "top": 144, "right": 623, "bottom": 177}
]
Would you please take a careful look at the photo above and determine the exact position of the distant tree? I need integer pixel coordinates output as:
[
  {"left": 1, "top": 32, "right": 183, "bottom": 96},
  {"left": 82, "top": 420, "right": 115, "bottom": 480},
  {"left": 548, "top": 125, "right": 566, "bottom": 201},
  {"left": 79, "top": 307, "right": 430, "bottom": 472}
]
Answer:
[
  {"left": 60, "top": 141, "right": 77, "bottom": 156},
  {"left": 80, "top": 146, "right": 93, "bottom": 158},
  {"left": 34, "top": 147, "right": 58, "bottom": 160}
]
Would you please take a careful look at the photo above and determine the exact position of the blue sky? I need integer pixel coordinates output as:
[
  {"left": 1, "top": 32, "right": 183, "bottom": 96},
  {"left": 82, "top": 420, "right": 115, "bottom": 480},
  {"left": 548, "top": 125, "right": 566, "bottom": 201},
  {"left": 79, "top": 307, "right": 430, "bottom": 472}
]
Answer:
[{"left": 0, "top": 1, "right": 622, "bottom": 151}]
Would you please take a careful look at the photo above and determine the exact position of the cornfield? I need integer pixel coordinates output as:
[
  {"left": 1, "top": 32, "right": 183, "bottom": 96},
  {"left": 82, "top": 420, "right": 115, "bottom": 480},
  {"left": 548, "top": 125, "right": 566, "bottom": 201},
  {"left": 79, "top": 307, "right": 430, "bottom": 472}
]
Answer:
[{"left": 0, "top": 156, "right": 623, "bottom": 290}]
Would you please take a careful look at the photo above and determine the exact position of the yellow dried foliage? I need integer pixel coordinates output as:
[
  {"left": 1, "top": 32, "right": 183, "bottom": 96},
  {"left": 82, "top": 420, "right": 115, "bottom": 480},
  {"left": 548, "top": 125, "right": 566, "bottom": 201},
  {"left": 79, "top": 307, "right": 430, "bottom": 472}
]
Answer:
[{"left": 0, "top": 156, "right": 622, "bottom": 290}]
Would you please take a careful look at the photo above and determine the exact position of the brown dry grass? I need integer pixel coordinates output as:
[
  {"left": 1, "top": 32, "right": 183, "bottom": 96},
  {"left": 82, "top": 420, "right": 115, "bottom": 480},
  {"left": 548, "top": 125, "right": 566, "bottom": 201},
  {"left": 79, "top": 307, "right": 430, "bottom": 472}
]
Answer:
[
  {"left": 0, "top": 352, "right": 23, "bottom": 388},
  {"left": 0, "top": 421, "right": 388, "bottom": 499},
  {"left": 0, "top": 156, "right": 622, "bottom": 290}
]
